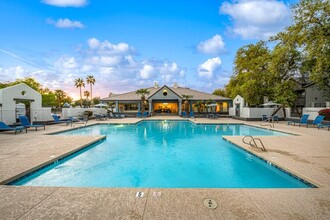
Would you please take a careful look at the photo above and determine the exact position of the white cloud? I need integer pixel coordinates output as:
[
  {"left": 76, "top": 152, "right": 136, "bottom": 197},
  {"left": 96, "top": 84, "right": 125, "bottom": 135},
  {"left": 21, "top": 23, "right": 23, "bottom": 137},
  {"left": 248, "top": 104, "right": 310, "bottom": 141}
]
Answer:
[
  {"left": 42, "top": 0, "right": 88, "bottom": 7},
  {"left": 220, "top": 0, "right": 290, "bottom": 39},
  {"left": 139, "top": 64, "right": 155, "bottom": 79},
  {"left": 197, "top": 57, "right": 222, "bottom": 80},
  {"left": 87, "top": 38, "right": 133, "bottom": 55},
  {"left": 197, "top": 34, "right": 226, "bottom": 54},
  {"left": 47, "top": 18, "right": 85, "bottom": 29}
]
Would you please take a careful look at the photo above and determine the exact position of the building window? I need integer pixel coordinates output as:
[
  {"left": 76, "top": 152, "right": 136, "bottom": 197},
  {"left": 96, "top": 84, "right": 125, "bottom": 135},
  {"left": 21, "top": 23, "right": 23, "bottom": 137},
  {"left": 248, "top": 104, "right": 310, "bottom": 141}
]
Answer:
[
  {"left": 124, "top": 104, "right": 138, "bottom": 111},
  {"left": 163, "top": 90, "right": 168, "bottom": 96}
]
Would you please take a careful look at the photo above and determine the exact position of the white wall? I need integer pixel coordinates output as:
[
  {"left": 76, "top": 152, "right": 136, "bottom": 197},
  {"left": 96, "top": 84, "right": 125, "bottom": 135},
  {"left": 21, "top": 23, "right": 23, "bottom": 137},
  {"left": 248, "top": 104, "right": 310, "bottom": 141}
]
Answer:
[
  {"left": 303, "top": 107, "right": 329, "bottom": 120},
  {"left": 229, "top": 107, "right": 291, "bottom": 119},
  {"left": 62, "top": 108, "right": 107, "bottom": 119},
  {"left": 0, "top": 83, "right": 45, "bottom": 124}
]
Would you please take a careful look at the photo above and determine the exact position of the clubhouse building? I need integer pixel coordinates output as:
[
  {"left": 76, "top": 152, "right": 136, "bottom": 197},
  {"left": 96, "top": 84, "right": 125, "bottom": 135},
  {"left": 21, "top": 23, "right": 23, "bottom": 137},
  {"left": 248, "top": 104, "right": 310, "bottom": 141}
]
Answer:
[{"left": 100, "top": 84, "right": 232, "bottom": 116}]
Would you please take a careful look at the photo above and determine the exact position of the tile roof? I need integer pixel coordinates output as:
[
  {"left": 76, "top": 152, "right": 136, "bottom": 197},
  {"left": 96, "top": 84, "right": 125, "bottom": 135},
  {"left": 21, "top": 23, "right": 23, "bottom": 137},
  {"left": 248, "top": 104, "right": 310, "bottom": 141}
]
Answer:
[{"left": 100, "top": 85, "right": 231, "bottom": 102}]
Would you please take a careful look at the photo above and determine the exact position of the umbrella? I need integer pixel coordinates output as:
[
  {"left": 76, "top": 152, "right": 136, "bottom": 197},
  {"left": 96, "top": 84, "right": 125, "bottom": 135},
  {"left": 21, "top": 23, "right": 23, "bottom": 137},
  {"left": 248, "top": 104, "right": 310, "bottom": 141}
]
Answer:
[
  {"left": 63, "top": 102, "right": 71, "bottom": 108},
  {"left": 94, "top": 103, "right": 108, "bottom": 108},
  {"left": 261, "top": 101, "right": 280, "bottom": 107}
]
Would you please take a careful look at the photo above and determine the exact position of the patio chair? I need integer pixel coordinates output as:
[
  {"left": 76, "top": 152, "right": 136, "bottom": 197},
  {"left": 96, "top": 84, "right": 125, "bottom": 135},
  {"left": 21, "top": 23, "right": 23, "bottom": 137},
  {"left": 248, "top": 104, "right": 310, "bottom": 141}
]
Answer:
[
  {"left": 190, "top": 112, "right": 195, "bottom": 118},
  {"left": 0, "top": 121, "right": 27, "bottom": 134},
  {"left": 182, "top": 112, "right": 187, "bottom": 117},
  {"left": 307, "top": 115, "right": 325, "bottom": 128},
  {"left": 68, "top": 115, "right": 88, "bottom": 127},
  {"left": 18, "top": 115, "right": 45, "bottom": 131},
  {"left": 52, "top": 115, "right": 71, "bottom": 125},
  {"left": 295, "top": 114, "right": 310, "bottom": 127},
  {"left": 137, "top": 112, "right": 142, "bottom": 118}
]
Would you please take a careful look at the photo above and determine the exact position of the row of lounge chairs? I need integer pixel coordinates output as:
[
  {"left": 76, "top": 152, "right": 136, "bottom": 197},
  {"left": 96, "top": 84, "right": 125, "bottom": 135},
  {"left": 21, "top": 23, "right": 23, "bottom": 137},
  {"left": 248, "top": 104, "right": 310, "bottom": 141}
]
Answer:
[
  {"left": 0, "top": 115, "right": 45, "bottom": 134},
  {"left": 288, "top": 114, "right": 329, "bottom": 130}
]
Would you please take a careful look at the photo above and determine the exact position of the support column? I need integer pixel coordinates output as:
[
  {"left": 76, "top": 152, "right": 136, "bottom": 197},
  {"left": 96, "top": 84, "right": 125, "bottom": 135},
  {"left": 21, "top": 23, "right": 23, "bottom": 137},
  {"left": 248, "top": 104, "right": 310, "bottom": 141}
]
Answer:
[
  {"left": 115, "top": 101, "right": 119, "bottom": 112},
  {"left": 138, "top": 102, "right": 141, "bottom": 112},
  {"left": 148, "top": 99, "right": 152, "bottom": 115},
  {"left": 178, "top": 100, "right": 182, "bottom": 116}
]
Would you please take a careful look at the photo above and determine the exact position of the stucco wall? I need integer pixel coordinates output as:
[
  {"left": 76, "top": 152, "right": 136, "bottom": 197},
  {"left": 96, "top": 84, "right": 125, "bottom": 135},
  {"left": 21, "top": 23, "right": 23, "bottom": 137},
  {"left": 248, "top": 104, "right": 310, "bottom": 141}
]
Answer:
[{"left": 0, "top": 83, "right": 50, "bottom": 124}]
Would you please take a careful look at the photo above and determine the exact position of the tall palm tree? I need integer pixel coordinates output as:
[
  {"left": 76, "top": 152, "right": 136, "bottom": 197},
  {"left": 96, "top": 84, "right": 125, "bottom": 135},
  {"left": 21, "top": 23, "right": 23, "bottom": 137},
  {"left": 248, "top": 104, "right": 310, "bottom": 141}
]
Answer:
[
  {"left": 74, "top": 78, "right": 85, "bottom": 107},
  {"left": 86, "top": 75, "right": 96, "bottom": 106},
  {"left": 193, "top": 100, "right": 204, "bottom": 113},
  {"left": 182, "top": 94, "right": 193, "bottom": 114},
  {"left": 136, "top": 88, "right": 150, "bottom": 115}
]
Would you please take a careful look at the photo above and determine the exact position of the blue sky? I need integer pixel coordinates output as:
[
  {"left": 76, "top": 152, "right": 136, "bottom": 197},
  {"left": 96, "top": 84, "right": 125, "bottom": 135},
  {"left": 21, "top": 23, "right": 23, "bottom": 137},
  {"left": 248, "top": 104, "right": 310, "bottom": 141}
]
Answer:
[{"left": 0, "top": 0, "right": 296, "bottom": 99}]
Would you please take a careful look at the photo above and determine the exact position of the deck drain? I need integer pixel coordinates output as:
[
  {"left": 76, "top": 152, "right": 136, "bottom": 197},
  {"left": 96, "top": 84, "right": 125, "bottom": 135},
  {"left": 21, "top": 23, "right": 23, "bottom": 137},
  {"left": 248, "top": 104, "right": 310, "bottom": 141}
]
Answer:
[
  {"left": 136, "top": 192, "right": 144, "bottom": 198},
  {"left": 203, "top": 198, "right": 217, "bottom": 209}
]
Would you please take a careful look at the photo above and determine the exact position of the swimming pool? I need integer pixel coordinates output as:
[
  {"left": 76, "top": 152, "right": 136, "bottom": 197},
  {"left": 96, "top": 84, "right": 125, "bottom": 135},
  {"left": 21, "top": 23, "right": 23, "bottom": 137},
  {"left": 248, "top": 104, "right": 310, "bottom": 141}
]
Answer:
[{"left": 12, "top": 121, "right": 311, "bottom": 188}]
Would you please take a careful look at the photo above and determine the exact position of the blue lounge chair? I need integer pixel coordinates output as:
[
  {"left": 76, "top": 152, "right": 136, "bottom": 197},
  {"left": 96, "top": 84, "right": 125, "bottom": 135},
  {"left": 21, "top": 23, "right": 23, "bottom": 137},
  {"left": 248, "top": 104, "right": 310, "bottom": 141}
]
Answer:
[
  {"left": 68, "top": 115, "right": 88, "bottom": 127},
  {"left": 137, "top": 112, "right": 142, "bottom": 118},
  {"left": 52, "top": 115, "right": 71, "bottom": 125},
  {"left": 143, "top": 112, "right": 149, "bottom": 117},
  {"left": 0, "top": 121, "right": 27, "bottom": 134},
  {"left": 307, "top": 115, "right": 325, "bottom": 128},
  {"left": 190, "top": 112, "right": 195, "bottom": 118},
  {"left": 287, "top": 114, "right": 309, "bottom": 126},
  {"left": 296, "top": 114, "right": 310, "bottom": 127},
  {"left": 19, "top": 115, "right": 45, "bottom": 131},
  {"left": 182, "top": 112, "right": 187, "bottom": 117}
]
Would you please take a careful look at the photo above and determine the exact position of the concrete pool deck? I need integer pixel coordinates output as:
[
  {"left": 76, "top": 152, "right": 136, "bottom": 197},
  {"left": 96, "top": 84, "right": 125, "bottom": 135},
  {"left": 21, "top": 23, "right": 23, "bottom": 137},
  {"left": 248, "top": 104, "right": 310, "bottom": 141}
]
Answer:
[{"left": 0, "top": 117, "right": 329, "bottom": 219}]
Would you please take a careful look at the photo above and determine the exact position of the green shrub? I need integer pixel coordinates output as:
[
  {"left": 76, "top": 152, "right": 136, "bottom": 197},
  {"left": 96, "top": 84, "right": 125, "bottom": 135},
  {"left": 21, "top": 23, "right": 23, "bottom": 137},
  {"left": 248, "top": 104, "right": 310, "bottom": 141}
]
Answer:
[{"left": 318, "top": 109, "right": 330, "bottom": 121}]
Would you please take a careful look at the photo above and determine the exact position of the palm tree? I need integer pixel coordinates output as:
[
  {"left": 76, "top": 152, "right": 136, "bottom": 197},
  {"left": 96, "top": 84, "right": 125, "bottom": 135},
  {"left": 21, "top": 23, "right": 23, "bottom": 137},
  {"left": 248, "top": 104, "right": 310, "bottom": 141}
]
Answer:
[
  {"left": 193, "top": 100, "right": 204, "bottom": 113},
  {"left": 182, "top": 94, "right": 193, "bottom": 115},
  {"left": 54, "top": 89, "right": 66, "bottom": 108},
  {"left": 86, "top": 75, "right": 96, "bottom": 106},
  {"left": 84, "top": 90, "right": 90, "bottom": 100},
  {"left": 136, "top": 88, "right": 150, "bottom": 115},
  {"left": 74, "top": 78, "right": 85, "bottom": 107},
  {"left": 205, "top": 99, "right": 215, "bottom": 113}
]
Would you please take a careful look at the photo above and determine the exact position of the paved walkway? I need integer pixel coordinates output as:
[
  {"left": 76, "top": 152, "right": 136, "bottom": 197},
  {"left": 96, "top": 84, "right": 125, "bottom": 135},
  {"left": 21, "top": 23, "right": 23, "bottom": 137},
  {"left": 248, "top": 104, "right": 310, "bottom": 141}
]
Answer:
[{"left": 0, "top": 117, "right": 329, "bottom": 219}]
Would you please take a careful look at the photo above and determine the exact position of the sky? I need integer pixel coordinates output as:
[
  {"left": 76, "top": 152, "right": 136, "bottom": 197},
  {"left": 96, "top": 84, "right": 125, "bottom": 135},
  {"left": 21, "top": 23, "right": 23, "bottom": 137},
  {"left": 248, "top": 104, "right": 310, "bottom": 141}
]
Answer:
[{"left": 0, "top": 0, "right": 297, "bottom": 100}]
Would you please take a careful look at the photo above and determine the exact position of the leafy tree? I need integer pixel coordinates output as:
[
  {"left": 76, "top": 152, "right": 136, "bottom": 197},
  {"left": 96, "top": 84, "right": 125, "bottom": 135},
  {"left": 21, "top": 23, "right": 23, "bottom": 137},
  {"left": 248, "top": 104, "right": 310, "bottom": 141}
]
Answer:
[
  {"left": 86, "top": 75, "right": 96, "bottom": 106},
  {"left": 92, "top": 97, "right": 100, "bottom": 105},
  {"left": 42, "top": 91, "right": 56, "bottom": 107},
  {"left": 212, "top": 89, "right": 226, "bottom": 97},
  {"left": 292, "top": 0, "right": 330, "bottom": 97},
  {"left": 136, "top": 88, "right": 150, "bottom": 115},
  {"left": 226, "top": 41, "right": 272, "bottom": 106},
  {"left": 74, "top": 78, "right": 85, "bottom": 107}
]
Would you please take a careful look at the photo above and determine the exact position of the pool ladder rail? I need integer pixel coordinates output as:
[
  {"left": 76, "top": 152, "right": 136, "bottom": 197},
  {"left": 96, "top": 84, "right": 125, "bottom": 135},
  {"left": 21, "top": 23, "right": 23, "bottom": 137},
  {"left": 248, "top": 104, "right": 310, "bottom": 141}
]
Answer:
[{"left": 242, "top": 135, "right": 267, "bottom": 151}]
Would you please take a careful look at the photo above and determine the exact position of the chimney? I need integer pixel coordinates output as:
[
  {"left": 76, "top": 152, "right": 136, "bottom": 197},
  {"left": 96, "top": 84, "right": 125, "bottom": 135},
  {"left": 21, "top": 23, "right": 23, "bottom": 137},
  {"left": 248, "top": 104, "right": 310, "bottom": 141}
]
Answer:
[
  {"left": 173, "top": 83, "right": 178, "bottom": 88},
  {"left": 154, "top": 82, "right": 159, "bottom": 88}
]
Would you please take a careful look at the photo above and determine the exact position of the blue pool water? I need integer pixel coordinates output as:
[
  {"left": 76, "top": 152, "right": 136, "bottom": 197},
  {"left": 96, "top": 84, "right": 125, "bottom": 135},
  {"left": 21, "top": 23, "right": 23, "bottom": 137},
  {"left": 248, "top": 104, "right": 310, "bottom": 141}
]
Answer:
[{"left": 12, "top": 121, "right": 311, "bottom": 188}]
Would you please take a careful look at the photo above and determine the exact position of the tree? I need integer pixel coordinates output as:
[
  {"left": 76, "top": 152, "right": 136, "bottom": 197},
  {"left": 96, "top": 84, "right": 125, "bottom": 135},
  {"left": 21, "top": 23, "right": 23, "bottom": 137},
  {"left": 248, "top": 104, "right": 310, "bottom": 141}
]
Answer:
[
  {"left": 74, "top": 78, "right": 85, "bottom": 107},
  {"left": 84, "top": 90, "right": 90, "bottom": 100},
  {"left": 226, "top": 41, "right": 272, "bottom": 106},
  {"left": 54, "top": 90, "right": 66, "bottom": 108},
  {"left": 193, "top": 101, "right": 204, "bottom": 113},
  {"left": 136, "top": 88, "right": 150, "bottom": 115},
  {"left": 213, "top": 89, "right": 226, "bottom": 97},
  {"left": 292, "top": 0, "right": 330, "bottom": 98},
  {"left": 181, "top": 95, "right": 193, "bottom": 114},
  {"left": 86, "top": 75, "right": 96, "bottom": 106}
]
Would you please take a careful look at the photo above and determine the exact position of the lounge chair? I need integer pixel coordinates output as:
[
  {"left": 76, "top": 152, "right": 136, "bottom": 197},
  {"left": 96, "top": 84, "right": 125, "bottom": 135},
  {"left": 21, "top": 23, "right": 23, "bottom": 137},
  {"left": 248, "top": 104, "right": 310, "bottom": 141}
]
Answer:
[
  {"left": 182, "top": 112, "right": 187, "bottom": 117},
  {"left": 0, "top": 121, "right": 27, "bottom": 134},
  {"left": 18, "top": 115, "right": 45, "bottom": 131},
  {"left": 137, "top": 112, "right": 142, "bottom": 118},
  {"left": 68, "top": 115, "right": 88, "bottom": 127},
  {"left": 190, "top": 112, "right": 195, "bottom": 118},
  {"left": 295, "top": 114, "right": 310, "bottom": 127},
  {"left": 307, "top": 115, "right": 325, "bottom": 128},
  {"left": 143, "top": 112, "right": 149, "bottom": 117},
  {"left": 52, "top": 115, "right": 71, "bottom": 125}
]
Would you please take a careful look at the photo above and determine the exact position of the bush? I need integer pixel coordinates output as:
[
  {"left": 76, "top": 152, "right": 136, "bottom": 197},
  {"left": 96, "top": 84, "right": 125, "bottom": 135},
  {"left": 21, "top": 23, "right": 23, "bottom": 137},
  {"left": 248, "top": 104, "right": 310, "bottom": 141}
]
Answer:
[
  {"left": 83, "top": 110, "right": 93, "bottom": 117},
  {"left": 318, "top": 109, "right": 330, "bottom": 121}
]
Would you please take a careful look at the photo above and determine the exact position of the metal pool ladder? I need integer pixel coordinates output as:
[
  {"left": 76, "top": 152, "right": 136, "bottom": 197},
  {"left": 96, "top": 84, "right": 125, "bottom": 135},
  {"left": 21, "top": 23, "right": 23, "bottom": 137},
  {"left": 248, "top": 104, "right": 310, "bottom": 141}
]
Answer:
[{"left": 242, "top": 135, "right": 267, "bottom": 151}]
